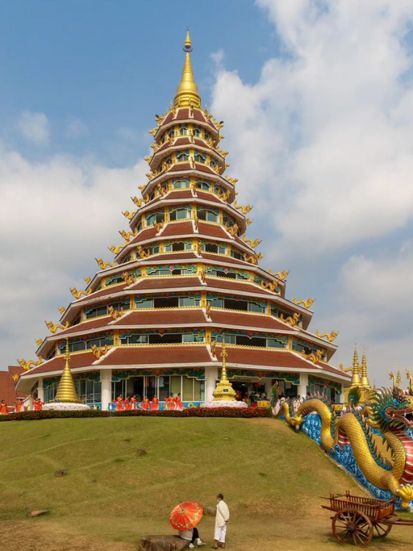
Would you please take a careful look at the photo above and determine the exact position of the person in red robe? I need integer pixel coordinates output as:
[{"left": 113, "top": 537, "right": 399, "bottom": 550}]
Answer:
[
  {"left": 33, "top": 398, "right": 43, "bottom": 411},
  {"left": 15, "top": 399, "right": 23, "bottom": 413},
  {"left": 165, "top": 394, "right": 173, "bottom": 410},
  {"left": 141, "top": 396, "right": 150, "bottom": 411},
  {"left": 115, "top": 395, "right": 124, "bottom": 411},
  {"left": 0, "top": 400, "right": 8, "bottom": 415},
  {"left": 131, "top": 395, "right": 137, "bottom": 410},
  {"left": 151, "top": 396, "right": 159, "bottom": 411},
  {"left": 174, "top": 393, "right": 183, "bottom": 411},
  {"left": 124, "top": 397, "right": 132, "bottom": 411}
]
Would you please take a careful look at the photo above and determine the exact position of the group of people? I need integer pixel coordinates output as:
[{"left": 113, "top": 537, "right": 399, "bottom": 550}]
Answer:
[
  {"left": 114, "top": 393, "right": 184, "bottom": 412},
  {"left": 178, "top": 494, "right": 230, "bottom": 549},
  {"left": 0, "top": 398, "right": 41, "bottom": 414}
]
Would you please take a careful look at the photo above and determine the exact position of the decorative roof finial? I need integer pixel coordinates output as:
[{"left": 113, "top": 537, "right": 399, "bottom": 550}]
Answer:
[
  {"left": 360, "top": 352, "right": 370, "bottom": 389},
  {"left": 212, "top": 342, "right": 236, "bottom": 401},
  {"left": 174, "top": 31, "right": 201, "bottom": 109}
]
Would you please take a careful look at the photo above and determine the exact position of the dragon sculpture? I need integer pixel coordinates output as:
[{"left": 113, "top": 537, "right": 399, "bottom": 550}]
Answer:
[{"left": 282, "top": 388, "right": 413, "bottom": 509}]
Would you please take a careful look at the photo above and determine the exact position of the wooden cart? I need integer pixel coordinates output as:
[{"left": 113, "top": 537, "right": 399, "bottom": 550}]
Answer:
[{"left": 321, "top": 491, "right": 413, "bottom": 547}]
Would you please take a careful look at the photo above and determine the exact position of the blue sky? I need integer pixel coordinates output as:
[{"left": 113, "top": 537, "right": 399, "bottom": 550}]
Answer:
[
  {"left": 2, "top": 0, "right": 413, "bottom": 387},
  {"left": 0, "top": 0, "right": 277, "bottom": 164}
]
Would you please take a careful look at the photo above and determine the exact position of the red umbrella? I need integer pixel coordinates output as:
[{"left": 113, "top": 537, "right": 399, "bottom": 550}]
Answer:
[{"left": 169, "top": 501, "right": 204, "bottom": 531}]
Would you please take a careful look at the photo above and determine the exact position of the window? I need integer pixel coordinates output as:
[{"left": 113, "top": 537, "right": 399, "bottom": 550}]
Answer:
[
  {"left": 120, "top": 333, "right": 148, "bottom": 345},
  {"left": 173, "top": 179, "right": 189, "bottom": 189},
  {"left": 193, "top": 127, "right": 201, "bottom": 137},
  {"left": 179, "top": 126, "right": 188, "bottom": 136},
  {"left": 147, "top": 266, "right": 171, "bottom": 276},
  {"left": 194, "top": 152, "right": 206, "bottom": 163},
  {"left": 182, "top": 331, "right": 204, "bottom": 343},
  {"left": 223, "top": 213, "right": 235, "bottom": 227},
  {"left": 292, "top": 339, "right": 318, "bottom": 355},
  {"left": 248, "top": 301, "right": 266, "bottom": 313},
  {"left": 203, "top": 242, "right": 226, "bottom": 254},
  {"left": 85, "top": 305, "right": 107, "bottom": 319},
  {"left": 170, "top": 207, "right": 191, "bottom": 221},
  {"left": 136, "top": 297, "right": 154, "bottom": 309},
  {"left": 110, "top": 300, "right": 130, "bottom": 311},
  {"left": 267, "top": 337, "right": 287, "bottom": 349},
  {"left": 87, "top": 335, "right": 113, "bottom": 348},
  {"left": 231, "top": 249, "right": 244, "bottom": 260},
  {"left": 236, "top": 335, "right": 266, "bottom": 347},
  {"left": 197, "top": 207, "right": 218, "bottom": 222},
  {"left": 179, "top": 295, "right": 200, "bottom": 307},
  {"left": 224, "top": 297, "right": 248, "bottom": 311},
  {"left": 105, "top": 274, "right": 124, "bottom": 286},
  {"left": 196, "top": 181, "right": 210, "bottom": 191},
  {"left": 168, "top": 129, "right": 175, "bottom": 138},
  {"left": 204, "top": 132, "right": 211, "bottom": 141},
  {"left": 176, "top": 150, "right": 189, "bottom": 162},
  {"left": 146, "top": 211, "right": 164, "bottom": 226}
]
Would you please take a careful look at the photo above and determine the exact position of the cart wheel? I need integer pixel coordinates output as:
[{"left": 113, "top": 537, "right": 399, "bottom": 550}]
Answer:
[
  {"left": 372, "top": 521, "right": 392, "bottom": 538},
  {"left": 332, "top": 509, "right": 373, "bottom": 547}
]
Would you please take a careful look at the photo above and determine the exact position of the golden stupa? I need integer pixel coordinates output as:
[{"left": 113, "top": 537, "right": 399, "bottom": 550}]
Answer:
[
  {"left": 54, "top": 341, "right": 81, "bottom": 403},
  {"left": 212, "top": 344, "right": 236, "bottom": 401}
]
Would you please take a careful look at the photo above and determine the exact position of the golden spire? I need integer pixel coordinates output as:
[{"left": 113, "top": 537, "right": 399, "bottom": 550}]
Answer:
[
  {"left": 54, "top": 340, "right": 80, "bottom": 403},
  {"left": 350, "top": 348, "right": 361, "bottom": 388},
  {"left": 212, "top": 343, "right": 236, "bottom": 401},
  {"left": 360, "top": 352, "right": 370, "bottom": 388},
  {"left": 174, "top": 31, "right": 201, "bottom": 109}
]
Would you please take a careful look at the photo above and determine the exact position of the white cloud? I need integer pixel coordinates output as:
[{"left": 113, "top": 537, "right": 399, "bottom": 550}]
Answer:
[
  {"left": 211, "top": 0, "right": 413, "bottom": 261},
  {"left": 0, "top": 146, "right": 146, "bottom": 368},
  {"left": 17, "top": 111, "right": 50, "bottom": 146},
  {"left": 65, "top": 118, "right": 89, "bottom": 139},
  {"left": 209, "top": 0, "right": 413, "bottom": 385}
]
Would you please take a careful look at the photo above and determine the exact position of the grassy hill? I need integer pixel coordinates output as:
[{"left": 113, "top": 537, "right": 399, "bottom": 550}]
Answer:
[{"left": 0, "top": 417, "right": 411, "bottom": 551}]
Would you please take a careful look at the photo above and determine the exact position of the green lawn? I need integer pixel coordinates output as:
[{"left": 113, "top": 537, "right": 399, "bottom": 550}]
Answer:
[{"left": 0, "top": 417, "right": 411, "bottom": 550}]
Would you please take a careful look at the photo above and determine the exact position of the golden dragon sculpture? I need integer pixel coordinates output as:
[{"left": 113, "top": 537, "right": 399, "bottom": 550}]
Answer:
[{"left": 282, "top": 389, "right": 413, "bottom": 508}]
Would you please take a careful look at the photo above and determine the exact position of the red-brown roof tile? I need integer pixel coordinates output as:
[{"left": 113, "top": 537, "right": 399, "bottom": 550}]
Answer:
[
  {"left": 195, "top": 191, "right": 223, "bottom": 204},
  {"left": 57, "top": 315, "right": 113, "bottom": 336},
  {"left": 129, "top": 227, "right": 158, "bottom": 245},
  {"left": 160, "top": 222, "right": 194, "bottom": 237},
  {"left": 197, "top": 222, "right": 229, "bottom": 239},
  {"left": 77, "top": 283, "right": 127, "bottom": 303},
  {"left": 114, "top": 309, "right": 206, "bottom": 326},
  {"left": 215, "top": 347, "right": 313, "bottom": 370},
  {"left": 99, "top": 345, "right": 211, "bottom": 366},
  {"left": 23, "top": 352, "right": 97, "bottom": 376},
  {"left": 132, "top": 277, "right": 200, "bottom": 291},
  {"left": 209, "top": 310, "right": 288, "bottom": 331}
]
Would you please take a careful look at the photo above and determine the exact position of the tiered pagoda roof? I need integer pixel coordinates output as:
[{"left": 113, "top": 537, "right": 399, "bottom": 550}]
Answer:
[{"left": 18, "top": 33, "right": 350, "bottom": 391}]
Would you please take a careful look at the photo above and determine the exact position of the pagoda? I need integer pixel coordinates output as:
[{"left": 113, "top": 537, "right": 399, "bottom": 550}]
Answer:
[{"left": 17, "top": 33, "right": 350, "bottom": 409}]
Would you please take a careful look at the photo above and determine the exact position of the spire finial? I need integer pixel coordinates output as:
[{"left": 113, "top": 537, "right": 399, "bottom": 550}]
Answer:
[
  {"left": 351, "top": 347, "right": 361, "bottom": 388},
  {"left": 174, "top": 31, "right": 201, "bottom": 108}
]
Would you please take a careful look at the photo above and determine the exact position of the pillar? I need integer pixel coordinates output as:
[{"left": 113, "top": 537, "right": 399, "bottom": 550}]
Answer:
[
  {"left": 298, "top": 373, "right": 308, "bottom": 400},
  {"left": 37, "top": 378, "right": 44, "bottom": 401},
  {"left": 264, "top": 379, "right": 272, "bottom": 398},
  {"left": 101, "top": 369, "right": 112, "bottom": 411},
  {"left": 205, "top": 366, "right": 218, "bottom": 402}
]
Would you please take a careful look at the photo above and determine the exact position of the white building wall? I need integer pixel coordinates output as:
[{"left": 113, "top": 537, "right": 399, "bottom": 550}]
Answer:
[
  {"left": 37, "top": 378, "right": 44, "bottom": 401},
  {"left": 100, "top": 369, "right": 112, "bottom": 411},
  {"left": 298, "top": 373, "right": 308, "bottom": 400},
  {"left": 204, "top": 366, "right": 218, "bottom": 401}
]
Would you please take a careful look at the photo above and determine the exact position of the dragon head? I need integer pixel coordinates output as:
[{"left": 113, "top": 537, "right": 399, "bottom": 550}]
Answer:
[{"left": 369, "top": 387, "right": 413, "bottom": 431}]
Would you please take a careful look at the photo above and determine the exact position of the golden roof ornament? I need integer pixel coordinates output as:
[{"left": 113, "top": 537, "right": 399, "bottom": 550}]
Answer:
[
  {"left": 212, "top": 343, "right": 236, "bottom": 401},
  {"left": 54, "top": 340, "right": 80, "bottom": 403},
  {"left": 360, "top": 352, "right": 370, "bottom": 388},
  {"left": 350, "top": 348, "right": 361, "bottom": 388},
  {"left": 174, "top": 31, "right": 201, "bottom": 109}
]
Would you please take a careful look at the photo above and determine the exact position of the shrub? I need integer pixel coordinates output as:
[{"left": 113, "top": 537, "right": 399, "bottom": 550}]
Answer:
[{"left": 0, "top": 407, "right": 271, "bottom": 422}]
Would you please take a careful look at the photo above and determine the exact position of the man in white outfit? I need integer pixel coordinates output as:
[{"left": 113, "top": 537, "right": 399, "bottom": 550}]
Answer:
[{"left": 213, "top": 493, "right": 230, "bottom": 549}]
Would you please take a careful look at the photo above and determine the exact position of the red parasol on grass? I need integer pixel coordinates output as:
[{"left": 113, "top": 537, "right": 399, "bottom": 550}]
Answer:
[{"left": 169, "top": 501, "right": 204, "bottom": 531}]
